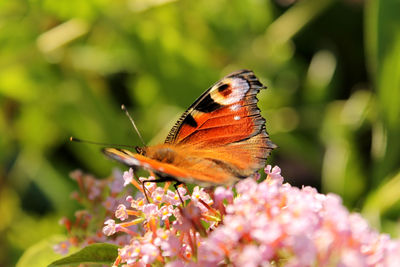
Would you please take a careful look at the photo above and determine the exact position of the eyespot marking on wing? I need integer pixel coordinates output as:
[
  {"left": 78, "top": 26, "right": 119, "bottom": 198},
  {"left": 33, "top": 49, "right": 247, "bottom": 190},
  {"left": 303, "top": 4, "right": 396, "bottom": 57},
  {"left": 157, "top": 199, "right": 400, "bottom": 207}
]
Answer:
[
  {"left": 210, "top": 78, "right": 249, "bottom": 105},
  {"left": 164, "top": 69, "right": 269, "bottom": 145},
  {"left": 217, "top": 83, "right": 232, "bottom": 97}
]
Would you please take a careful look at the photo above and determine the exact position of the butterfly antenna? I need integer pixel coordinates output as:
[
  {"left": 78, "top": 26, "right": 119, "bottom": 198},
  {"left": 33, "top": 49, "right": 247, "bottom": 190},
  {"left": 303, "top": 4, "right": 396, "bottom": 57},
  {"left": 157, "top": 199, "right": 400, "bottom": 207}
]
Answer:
[
  {"left": 121, "top": 104, "right": 146, "bottom": 146},
  {"left": 69, "top": 136, "right": 134, "bottom": 149}
]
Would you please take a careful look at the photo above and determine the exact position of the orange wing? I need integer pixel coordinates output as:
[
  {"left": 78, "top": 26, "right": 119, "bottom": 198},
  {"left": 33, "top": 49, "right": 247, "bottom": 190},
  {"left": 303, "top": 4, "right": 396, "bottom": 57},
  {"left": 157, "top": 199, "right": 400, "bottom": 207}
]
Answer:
[
  {"left": 103, "top": 70, "right": 276, "bottom": 186},
  {"left": 165, "top": 69, "right": 268, "bottom": 147},
  {"left": 164, "top": 69, "right": 276, "bottom": 179},
  {"left": 103, "top": 147, "right": 238, "bottom": 186},
  {"left": 103, "top": 136, "right": 271, "bottom": 187}
]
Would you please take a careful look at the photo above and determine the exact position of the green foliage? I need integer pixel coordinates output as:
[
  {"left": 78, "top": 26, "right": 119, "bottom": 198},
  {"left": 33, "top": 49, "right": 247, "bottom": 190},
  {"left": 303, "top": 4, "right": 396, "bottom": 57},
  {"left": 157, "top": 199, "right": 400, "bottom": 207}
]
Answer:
[
  {"left": 365, "top": 0, "right": 400, "bottom": 184},
  {"left": 47, "top": 243, "right": 119, "bottom": 267},
  {"left": 1, "top": 0, "right": 400, "bottom": 265},
  {"left": 16, "top": 235, "right": 70, "bottom": 267}
]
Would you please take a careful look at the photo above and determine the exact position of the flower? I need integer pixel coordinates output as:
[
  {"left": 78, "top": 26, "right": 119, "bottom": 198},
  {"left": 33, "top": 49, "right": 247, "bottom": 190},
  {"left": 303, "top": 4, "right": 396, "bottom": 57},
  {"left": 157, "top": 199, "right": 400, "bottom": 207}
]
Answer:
[
  {"left": 119, "top": 241, "right": 141, "bottom": 264},
  {"left": 102, "top": 196, "right": 117, "bottom": 211},
  {"left": 235, "top": 244, "right": 263, "bottom": 267},
  {"left": 58, "top": 166, "right": 400, "bottom": 267},
  {"left": 53, "top": 240, "right": 71, "bottom": 255},
  {"left": 151, "top": 187, "right": 165, "bottom": 204},
  {"left": 141, "top": 243, "right": 159, "bottom": 264},
  {"left": 54, "top": 171, "right": 132, "bottom": 253},
  {"left": 160, "top": 235, "right": 181, "bottom": 257},
  {"left": 265, "top": 165, "right": 283, "bottom": 183},
  {"left": 103, "top": 219, "right": 117, "bottom": 236},
  {"left": 139, "top": 176, "right": 157, "bottom": 193},
  {"left": 110, "top": 169, "right": 125, "bottom": 193},
  {"left": 123, "top": 168, "right": 134, "bottom": 187},
  {"left": 142, "top": 203, "right": 159, "bottom": 219},
  {"left": 115, "top": 204, "right": 129, "bottom": 221},
  {"left": 191, "top": 186, "right": 213, "bottom": 212},
  {"left": 164, "top": 188, "right": 190, "bottom": 206},
  {"left": 159, "top": 205, "right": 174, "bottom": 221}
]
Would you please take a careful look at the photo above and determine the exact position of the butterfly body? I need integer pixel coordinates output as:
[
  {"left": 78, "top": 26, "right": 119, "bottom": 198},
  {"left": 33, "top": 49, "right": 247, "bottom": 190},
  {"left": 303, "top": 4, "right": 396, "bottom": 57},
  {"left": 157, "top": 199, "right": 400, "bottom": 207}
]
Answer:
[{"left": 103, "top": 70, "right": 276, "bottom": 186}]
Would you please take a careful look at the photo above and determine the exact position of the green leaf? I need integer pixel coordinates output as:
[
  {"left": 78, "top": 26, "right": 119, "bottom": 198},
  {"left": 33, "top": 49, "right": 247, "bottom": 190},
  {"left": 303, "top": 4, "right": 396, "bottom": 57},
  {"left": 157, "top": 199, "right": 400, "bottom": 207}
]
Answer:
[
  {"left": 362, "top": 170, "right": 400, "bottom": 231},
  {"left": 363, "top": 170, "right": 400, "bottom": 218},
  {"left": 320, "top": 91, "right": 373, "bottom": 206},
  {"left": 365, "top": 0, "right": 400, "bottom": 183},
  {"left": 16, "top": 235, "right": 68, "bottom": 267},
  {"left": 48, "top": 243, "right": 119, "bottom": 267}
]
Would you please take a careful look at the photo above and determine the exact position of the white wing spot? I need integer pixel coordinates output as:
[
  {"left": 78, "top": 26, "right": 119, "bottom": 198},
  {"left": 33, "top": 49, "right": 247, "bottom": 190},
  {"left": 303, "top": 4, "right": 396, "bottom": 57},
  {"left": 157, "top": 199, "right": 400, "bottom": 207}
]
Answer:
[
  {"left": 158, "top": 167, "right": 165, "bottom": 172},
  {"left": 230, "top": 104, "right": 241, "bottom": 111},
  {"left": 234, "top": 115, "right": 241, "bottom": 121}
]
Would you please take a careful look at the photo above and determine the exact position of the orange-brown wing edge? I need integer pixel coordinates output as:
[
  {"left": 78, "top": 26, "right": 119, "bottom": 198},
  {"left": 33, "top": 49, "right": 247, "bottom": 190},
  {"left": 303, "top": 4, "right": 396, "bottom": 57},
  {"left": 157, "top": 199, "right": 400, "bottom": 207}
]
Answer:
[
  {"left": 102, "top": 148, "right": 237, "bottom": 186},
  {"left": 102, "top": 148, "right": 187, "bottom": 176}
]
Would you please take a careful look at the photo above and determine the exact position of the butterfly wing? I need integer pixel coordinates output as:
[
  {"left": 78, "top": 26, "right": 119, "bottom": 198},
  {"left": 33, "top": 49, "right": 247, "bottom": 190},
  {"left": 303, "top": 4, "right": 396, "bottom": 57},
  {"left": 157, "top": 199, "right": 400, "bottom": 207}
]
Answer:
[
  {"left": 164, "top": 69, "right": 275, "bottom": 174},
  {"left": 103, "top": 70, "right": 276, "bottom": 186},
  {"left": 103, "top": 132, "right": 274, "bottom": 186},
  {"left": 102, "top": 146, "right": 239, "bottom": 186},
  {"left": 165, "top": 69, "right": 272, "bottom": 147},
  {"left": 102, "top": 148, "right": 190, "bottom": 178}
]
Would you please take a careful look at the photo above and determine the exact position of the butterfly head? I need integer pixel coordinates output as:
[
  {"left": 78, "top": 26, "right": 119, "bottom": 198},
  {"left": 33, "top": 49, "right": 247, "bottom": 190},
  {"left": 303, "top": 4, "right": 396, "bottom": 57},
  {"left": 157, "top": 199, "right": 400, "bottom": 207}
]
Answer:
[{"left": 135, "top": 146, "right": 146, "bottom": 155}]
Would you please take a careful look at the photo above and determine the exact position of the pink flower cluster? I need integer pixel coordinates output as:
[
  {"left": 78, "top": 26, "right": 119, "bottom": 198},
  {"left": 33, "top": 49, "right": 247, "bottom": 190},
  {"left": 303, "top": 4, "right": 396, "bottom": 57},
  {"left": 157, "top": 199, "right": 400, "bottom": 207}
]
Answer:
[
  {"left": 103, "top": 166, "right": 400, "bottom": 266},
  {"left": 54, "top": 169, "right": 131, "bottom": 254}
]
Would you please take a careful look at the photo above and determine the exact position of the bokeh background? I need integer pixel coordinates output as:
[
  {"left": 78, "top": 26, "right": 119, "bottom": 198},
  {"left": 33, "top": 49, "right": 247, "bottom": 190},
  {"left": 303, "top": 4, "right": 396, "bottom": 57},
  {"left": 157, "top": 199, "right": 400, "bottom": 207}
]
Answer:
[{"left": 1, "top": 0, "right": 400, "bottom": 265}]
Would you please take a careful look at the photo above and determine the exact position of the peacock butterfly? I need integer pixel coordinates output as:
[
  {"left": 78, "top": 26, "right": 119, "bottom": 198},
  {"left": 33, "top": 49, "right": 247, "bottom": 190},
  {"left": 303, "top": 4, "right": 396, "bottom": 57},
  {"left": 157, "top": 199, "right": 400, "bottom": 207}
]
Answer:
[{"left": 103, "top": 70, "right": 276, "bottom": 187}]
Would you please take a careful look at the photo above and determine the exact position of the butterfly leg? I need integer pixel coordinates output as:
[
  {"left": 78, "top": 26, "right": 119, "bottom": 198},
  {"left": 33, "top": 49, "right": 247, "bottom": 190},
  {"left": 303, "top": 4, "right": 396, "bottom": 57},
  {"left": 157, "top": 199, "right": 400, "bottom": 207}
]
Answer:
[
  {"left": 130, "top": 171, "right": 151, "bottom": 203},
  {"left": 140, "top": 180, "right": 151, "bottom": 203},
  {"left": 140, "top": 177, "right": 176, "bottom": 203},
  {"left": 173, "top": 182, "right": 186, "bottom": 206}
]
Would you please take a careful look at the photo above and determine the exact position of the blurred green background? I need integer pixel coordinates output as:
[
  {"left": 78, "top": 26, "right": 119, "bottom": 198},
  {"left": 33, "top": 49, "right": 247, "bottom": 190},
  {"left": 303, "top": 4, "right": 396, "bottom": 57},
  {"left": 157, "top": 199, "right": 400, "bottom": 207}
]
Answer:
[{"left": 1, "top": 0, "right": 400, "bottom": 265}]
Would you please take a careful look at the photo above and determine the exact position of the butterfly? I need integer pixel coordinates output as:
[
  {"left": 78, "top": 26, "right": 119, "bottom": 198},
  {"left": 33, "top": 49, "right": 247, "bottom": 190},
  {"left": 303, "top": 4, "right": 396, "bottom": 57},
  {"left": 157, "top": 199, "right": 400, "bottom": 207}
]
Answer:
[{"left": 103, "top": 69, "right": 276, "bottom": 187}]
